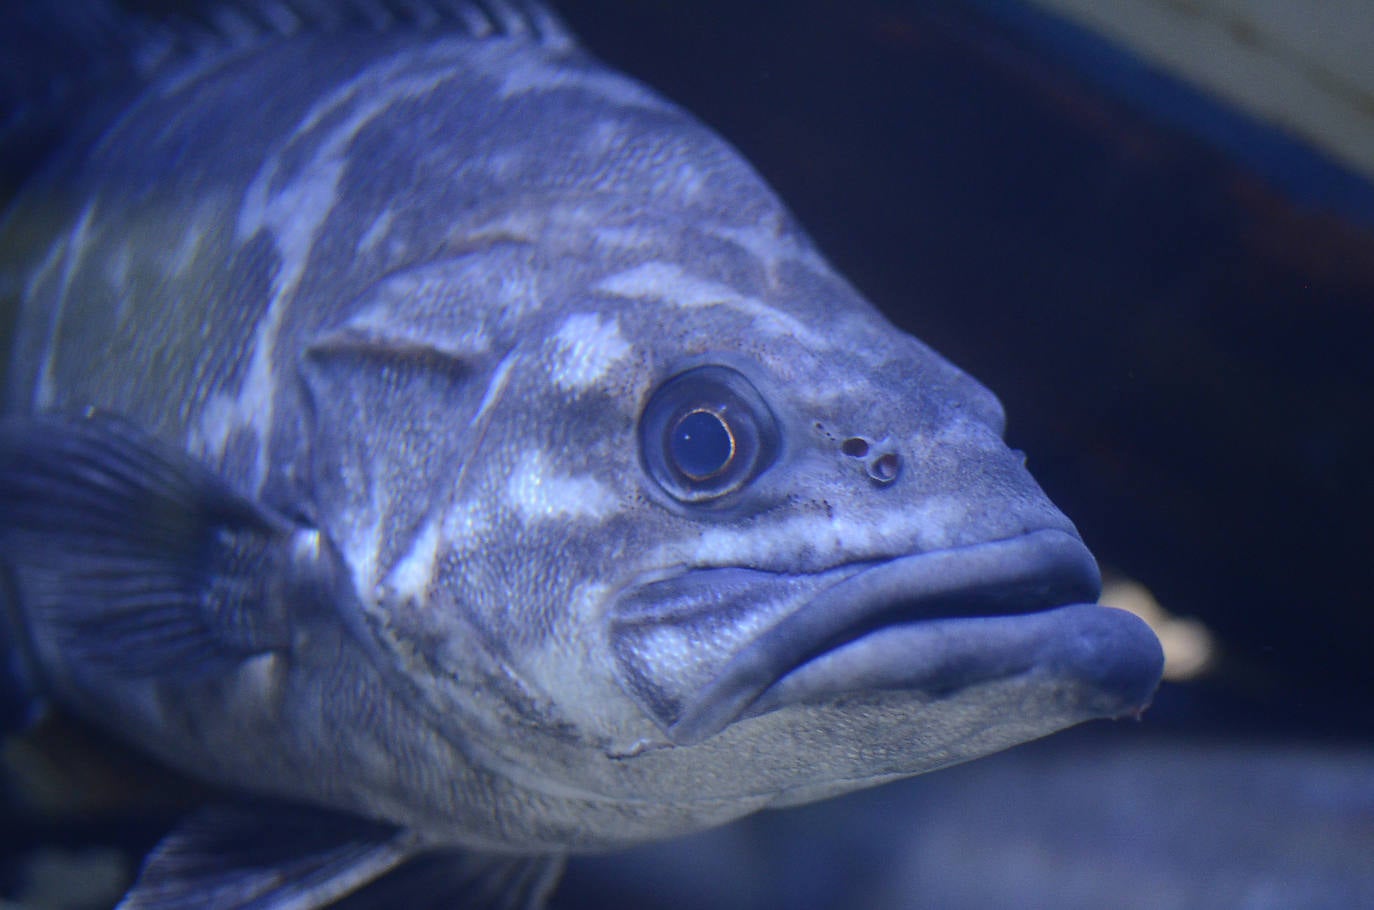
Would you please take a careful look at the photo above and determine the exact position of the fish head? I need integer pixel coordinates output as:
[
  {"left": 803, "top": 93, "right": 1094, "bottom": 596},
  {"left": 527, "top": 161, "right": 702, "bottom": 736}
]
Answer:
[
  {"left": 301, "top": 194, "right": 1162, "bottom": 846},
  {"left": 278, "top": 42, "right": 1168, "bottom": 841}
]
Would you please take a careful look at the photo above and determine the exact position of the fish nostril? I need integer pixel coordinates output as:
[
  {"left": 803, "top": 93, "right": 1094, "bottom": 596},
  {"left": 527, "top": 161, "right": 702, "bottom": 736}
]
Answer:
[
  {"left": 868, "top": 452, "right": 900, "bottom": 485},
  {"left": 841, "top": 437, "right": 869, "bottom": 458}
]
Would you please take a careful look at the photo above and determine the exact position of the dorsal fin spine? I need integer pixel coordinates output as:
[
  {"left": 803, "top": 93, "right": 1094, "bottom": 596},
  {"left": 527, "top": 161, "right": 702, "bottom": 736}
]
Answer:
[
  {"left": 188, "top": 0, "right": 574, "bottom": 46},
  {"left": 140, "top": 1, "right": 576, "bottom": 82},
  {"left": 2, "top": 0, "right": 575, "bottom": 206}
]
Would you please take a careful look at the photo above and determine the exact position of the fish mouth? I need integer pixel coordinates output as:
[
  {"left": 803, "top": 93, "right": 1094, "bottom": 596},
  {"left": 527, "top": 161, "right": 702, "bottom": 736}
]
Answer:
[{"left": 609, "top": 529, "right": 1164, "bottom": 746}]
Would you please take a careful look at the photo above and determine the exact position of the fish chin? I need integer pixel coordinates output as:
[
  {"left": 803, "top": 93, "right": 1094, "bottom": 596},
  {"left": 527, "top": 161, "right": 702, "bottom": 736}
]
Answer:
[{"left": 609, "top": 529, "right": 1164, "bottom": 747}]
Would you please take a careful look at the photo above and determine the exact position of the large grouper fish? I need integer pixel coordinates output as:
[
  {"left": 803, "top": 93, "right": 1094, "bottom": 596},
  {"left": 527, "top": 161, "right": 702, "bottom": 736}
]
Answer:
[{"left": 0, "top": 1, "right": 1165, "bottom": 907}]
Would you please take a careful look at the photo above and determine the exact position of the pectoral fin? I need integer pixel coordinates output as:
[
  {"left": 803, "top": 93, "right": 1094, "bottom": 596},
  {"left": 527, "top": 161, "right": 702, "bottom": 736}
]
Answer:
[
  {"left": 118, "top": 802, "right": 565, "bottom": 910},
  {"left": 0, "top": 413, "right": 309, "bottom": 679},
  {"left": 118, "top": 803, "right": 414, "bottom": 910},
  {"left": 331, "top": 851, "right": 565, "bottom": 910},
  {"left": 1, "top": 562, "right": 44, "bottom": 734}
]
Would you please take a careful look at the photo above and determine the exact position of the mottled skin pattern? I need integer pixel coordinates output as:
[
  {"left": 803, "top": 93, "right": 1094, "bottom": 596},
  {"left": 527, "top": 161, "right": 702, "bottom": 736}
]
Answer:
[{"left": 1, "top": 16, "right": 1149, "bottom": 863}]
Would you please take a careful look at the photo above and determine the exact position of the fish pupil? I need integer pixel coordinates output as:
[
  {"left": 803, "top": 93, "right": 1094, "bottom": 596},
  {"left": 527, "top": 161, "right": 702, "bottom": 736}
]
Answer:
[
  {"left": 670, "top": 409, "right": 735, "bottom": 480},
  {"left": 640, "top": 365, "right": 777, "bottom": 502}
]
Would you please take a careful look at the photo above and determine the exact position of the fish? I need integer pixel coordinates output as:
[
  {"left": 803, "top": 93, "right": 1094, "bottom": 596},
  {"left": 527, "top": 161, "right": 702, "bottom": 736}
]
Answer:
[{"left": 0, "top": 1, "right": 1166, "bottom": 907}]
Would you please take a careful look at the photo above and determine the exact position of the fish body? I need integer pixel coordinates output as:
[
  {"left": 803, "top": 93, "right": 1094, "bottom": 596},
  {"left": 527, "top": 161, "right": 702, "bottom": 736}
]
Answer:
[{"left": 0, "top": 3, "right": 1164, "bottom": 907}]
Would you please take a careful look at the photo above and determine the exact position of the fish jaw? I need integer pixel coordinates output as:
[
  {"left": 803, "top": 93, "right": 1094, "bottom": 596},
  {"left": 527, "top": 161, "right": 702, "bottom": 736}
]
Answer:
[{"left": 609, "top": 528, "right": 1164, "bottom": 746}]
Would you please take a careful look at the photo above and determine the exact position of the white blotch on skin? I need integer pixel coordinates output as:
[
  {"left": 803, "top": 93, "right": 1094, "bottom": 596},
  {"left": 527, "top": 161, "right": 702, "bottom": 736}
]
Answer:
[
  {"left": 494, "top": 54, "right": 669, "bottom": 111},
  {"left": 343, "top": 263, "right": 502, "bottom": 360},
  {"left": 24, "top": 232, "right": 69, "bottom": 302},
  {"left": 225, "top": 653, "right": 285, "bottom": 718},
  {"left": 665, "top": 500, "right": 959, "bottom": 570},
  {"left": 471, "top": 353, "right": 517, "bottom": 426},
  {"left": 103, "top": 241, "right": 133, "bottom": 294},
  {"left": 35, "top": 203, "right": 97, "bottom": 409},
  {"left": 356, "top": 207, "right": 396, "bottom": 255},
  {"left": 481, "top": 147, "right": 527, "bottom": 181},
  {"left": 441, "top": 507, "right": 492, "bottom": 554},
  {"left": 506, "top": 451, "right": 617, "bottom": 523},
  {"left": 595, "top": 261, "right": 828, "bottom": 350},
  {"left": 202, "top": 51, "right": 463, "bottom": 489},
  {"left": 651, "top": 161, "right": 704, "bottom": 204},
  {"left": 582, "top": 119, "right": 626, "bottom": 157},
  {"left": 551, "top": 313, "right": 632, "bottom": 390},
  {"left": 520, "top": 582, "right": 654, "bottom": 740},
  {"left": 162, "top": 202, "right": 219, "bottom": 278},
  {"left": 709, "top": 219, "right": 828, "bottom": 288},
  {"left": 347, "top": 515, "right": 386, "bottom": 597},
  {"left": 210, "top": 141, "right": 348, "bottom": 483},
  {"left": 592, "top": 225, "right": 656, "bottom": 252},
  {"left": 445, "top": 208, "right": 543, "bottom": 249},
  {"left": 385, "top": 518, "right": 443, "bottom": 605}
]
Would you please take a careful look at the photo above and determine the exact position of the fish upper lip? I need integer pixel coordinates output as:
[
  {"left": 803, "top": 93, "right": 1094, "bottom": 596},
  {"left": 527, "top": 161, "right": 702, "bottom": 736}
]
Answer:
[{"left": 611, "top": 529, "right": 1162, "bottom": 746}]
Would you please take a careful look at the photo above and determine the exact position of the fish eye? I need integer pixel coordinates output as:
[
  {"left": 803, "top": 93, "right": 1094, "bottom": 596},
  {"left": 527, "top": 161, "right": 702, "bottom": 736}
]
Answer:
[{"left": 640, "top": 366, "right": 777, "bottom": 503}]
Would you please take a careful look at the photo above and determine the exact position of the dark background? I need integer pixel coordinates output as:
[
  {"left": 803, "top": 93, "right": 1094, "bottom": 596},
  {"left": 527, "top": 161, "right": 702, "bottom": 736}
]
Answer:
[{"left": 557, "top": 0, "right": 1374, "bottom": 744}]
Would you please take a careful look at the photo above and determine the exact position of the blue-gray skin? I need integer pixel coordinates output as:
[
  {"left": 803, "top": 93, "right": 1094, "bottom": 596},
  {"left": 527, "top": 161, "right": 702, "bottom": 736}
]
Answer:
[{"left": 0, "top": 3, "right": 1164, "bottom": 908}]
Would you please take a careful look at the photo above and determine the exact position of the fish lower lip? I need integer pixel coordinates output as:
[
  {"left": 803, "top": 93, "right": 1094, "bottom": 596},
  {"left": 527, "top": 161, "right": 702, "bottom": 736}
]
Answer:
[
  {"left": 741, "top": 603, "right": 1163, "bottom": 727},
  {"left": 611, "top": 529, "right": 1162, "bottom": 745}
]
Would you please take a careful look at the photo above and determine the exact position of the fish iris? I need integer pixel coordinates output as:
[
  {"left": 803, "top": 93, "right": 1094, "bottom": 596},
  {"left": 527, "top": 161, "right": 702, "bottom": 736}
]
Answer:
[{"left": 639, "top": 365, "right": 778, "bottom": 503}]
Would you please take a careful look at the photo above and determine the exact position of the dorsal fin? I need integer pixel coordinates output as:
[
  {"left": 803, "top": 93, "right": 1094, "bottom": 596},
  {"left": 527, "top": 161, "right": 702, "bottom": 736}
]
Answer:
[
  {"left": 140, "top": 0, "right": 575, "bottom": 72},
  {"left": 1, "top": 0, "right": 574, "bottom": 203}
]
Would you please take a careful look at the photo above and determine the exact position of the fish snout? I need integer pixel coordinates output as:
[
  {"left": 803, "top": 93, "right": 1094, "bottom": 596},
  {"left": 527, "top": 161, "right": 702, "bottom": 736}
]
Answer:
[{"left": 608, "top": 529, "right": 1162, "bottom": 748}]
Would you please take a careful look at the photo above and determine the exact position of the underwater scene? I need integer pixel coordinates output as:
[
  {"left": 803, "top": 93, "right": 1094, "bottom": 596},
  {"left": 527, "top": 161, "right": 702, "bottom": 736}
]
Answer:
[{"left": 2, "top": 1, "right": 1371, "bottom": 909}]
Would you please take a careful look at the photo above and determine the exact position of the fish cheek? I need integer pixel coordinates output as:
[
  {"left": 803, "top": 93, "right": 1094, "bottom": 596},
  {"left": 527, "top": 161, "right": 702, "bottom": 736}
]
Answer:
[{"left": 299, "top": 332, "right": 490, "bottom": 565}]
